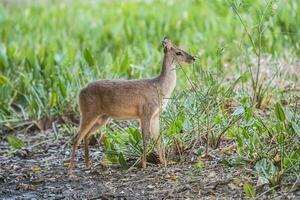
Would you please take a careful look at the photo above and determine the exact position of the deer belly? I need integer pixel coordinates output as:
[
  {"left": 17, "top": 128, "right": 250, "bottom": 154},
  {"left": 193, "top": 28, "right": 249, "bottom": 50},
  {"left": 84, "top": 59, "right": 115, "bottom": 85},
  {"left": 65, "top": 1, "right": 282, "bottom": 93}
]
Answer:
[
  {"left": 106, "top": 105, "right": 139, "bottom": 120},
  {"left": 111, "top": 115, "right": 139, "bottom": 120}
]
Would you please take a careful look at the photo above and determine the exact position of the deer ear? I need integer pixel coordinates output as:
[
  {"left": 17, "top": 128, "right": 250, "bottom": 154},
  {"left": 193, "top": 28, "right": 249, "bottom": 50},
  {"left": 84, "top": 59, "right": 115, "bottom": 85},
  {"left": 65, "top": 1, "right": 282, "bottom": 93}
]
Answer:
[{"left": 162, "top": 37, "right": 172, "bottom": 50}]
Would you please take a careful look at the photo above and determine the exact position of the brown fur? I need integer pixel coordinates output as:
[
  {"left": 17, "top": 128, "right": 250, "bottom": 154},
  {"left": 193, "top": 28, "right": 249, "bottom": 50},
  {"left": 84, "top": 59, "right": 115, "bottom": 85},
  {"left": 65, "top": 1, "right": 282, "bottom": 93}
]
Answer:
[{"left": 67, "top": 38, "right": 195, "bottom": 176}]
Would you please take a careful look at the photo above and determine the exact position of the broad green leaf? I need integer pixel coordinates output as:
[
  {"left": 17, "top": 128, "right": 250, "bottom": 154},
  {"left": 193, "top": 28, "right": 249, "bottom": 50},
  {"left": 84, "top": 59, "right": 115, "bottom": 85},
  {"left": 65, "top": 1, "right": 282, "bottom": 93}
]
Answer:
[
  {"left": 243, "top": 182, "right": 256, "bottom": 198},
  {"left": 255, "top": 158, "right": 276, "bottom": 180},
  {"left": 214, "top": 115, "right": 222, "bottom": 124},
  {"left": 118, "top": 153, "right": 129, "bottom": 170},
  {"left": 277, "top": 134, "right": 284, "bottom": 144},
  {"left": 274, "top": 103, "right": 286, "bottom": 121},
  {"left": 0, "top": 75, "right": 9, "bottom": 86},
  {"left": 194, "top": 147, "right": 205, "bottom": 156},
  {"left": 7, "top": 135, "right": 26, "bottom": 149},
  {"left": 103, "top": 137, "right": 111, "bottom": 151},
  {"left": 275, "top": 123, "right": 283, "bottom": 133},
  {"left": 240, "top": 71, "right": 250, "bottom": 83},
  {"left": 83, "top": 48, "right": 95, "bottom": 67},
  {"left": 236, "top": 136, "right": 243, "bottom": 147},
  {"left": 245, "top": 107, "right": 254, "bottom": 120},
  {"left": 195, "top": 160, "right": 205, "bottom": 170},
  {"left": 130, "top": 128, "right": 141, "bottom": 142},
  {"left": 50, "top": 92, "right": 57, "bottom": 107}
]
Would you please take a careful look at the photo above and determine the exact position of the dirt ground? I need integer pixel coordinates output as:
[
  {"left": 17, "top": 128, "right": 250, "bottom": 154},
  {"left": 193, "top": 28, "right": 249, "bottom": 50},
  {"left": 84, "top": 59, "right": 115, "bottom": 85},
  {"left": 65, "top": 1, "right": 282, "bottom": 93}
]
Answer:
[{"left": 0, "top": 127, "right": 299, "bottom": 200}]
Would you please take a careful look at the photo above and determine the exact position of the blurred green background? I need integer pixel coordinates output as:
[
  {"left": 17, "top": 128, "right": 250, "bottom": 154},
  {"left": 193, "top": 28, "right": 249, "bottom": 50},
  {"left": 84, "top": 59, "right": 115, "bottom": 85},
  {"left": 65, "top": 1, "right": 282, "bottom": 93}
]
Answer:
[{"left": 0, "top": 0, "right": 299, "bottom": 120}]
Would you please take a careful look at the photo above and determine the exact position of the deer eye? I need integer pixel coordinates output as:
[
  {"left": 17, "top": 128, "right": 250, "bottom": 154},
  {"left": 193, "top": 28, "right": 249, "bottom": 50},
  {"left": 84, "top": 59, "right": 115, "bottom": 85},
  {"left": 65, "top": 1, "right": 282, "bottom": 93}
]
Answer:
[{"left": 176, "top": 52, "right": 183, "bottom": 56}]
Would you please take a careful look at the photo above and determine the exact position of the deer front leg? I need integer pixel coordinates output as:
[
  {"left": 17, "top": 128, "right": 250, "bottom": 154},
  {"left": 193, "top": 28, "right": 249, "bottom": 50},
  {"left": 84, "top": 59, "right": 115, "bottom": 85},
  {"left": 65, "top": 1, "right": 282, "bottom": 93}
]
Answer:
[{"left": 150, "top": 113, "right": 166, "bottom": 167}]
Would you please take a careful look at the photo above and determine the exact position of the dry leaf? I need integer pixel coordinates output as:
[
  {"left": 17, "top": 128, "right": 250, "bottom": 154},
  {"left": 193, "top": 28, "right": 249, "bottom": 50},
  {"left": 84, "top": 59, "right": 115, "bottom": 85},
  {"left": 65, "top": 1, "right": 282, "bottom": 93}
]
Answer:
[
  {"left": 147, "top": 185, "right": 155, "bottom": 189},
  {"left": 220, "top": 144, "right": 237, "bottom": 155},
  {"left": 170, "top": 174, "right": 177, "bottom": 181},
  {"left": 31, "top": 167, "right": 41, "bottom": 172},
  {"left": 167, "top": 160, "right": 177, "bottom": 165}
]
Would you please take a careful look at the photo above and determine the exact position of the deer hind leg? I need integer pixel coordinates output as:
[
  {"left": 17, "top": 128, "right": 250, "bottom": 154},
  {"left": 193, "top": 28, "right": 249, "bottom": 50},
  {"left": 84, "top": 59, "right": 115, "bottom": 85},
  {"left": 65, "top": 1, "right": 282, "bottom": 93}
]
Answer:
[
  {"left": 150, "top": 112, "right": 166, "bottom": 167},
  {"left": 84, "top": 116, "right": 109, "bottom": 169},
  {"left": 67, "top": 115, "right": 98, "bottom": 176}
]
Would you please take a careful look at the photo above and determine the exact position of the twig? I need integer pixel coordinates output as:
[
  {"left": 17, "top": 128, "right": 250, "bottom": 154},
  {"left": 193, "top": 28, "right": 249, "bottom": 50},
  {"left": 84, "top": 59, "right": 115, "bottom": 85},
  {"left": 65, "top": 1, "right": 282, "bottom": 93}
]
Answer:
[
  {"left": 287, "top": 175, "right": 300, "bottom": 193},
  {"left": 254, "top": 185, "right": 279, "bottom": 200},
  {"left": 230, "top": 2, "right": 258, "bottom": 56},
  {"left": 206, "top": 178, "right": 233, "bottom": 190}
]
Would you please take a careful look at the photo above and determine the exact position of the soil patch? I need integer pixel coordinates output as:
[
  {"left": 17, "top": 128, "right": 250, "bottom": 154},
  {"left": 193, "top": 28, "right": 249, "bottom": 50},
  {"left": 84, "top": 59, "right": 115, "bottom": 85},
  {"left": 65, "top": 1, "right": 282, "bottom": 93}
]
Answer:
[{"left": 0, "top": 128, "right": 299, "bottom": 199}]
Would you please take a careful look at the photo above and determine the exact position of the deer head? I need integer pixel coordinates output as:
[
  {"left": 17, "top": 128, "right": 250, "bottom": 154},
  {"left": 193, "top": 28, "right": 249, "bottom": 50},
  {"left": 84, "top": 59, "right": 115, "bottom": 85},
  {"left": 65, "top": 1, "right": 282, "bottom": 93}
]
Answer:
[{"left": 162, "top": 37, "right": 195, "bottom": 64}]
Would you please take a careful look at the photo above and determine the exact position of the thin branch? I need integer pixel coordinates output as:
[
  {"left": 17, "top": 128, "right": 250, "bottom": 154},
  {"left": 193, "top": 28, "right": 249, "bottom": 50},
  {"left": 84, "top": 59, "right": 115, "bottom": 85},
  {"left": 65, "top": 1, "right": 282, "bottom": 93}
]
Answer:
[{"left": 230, "top": 2, "right": 258, "bottom": 56}]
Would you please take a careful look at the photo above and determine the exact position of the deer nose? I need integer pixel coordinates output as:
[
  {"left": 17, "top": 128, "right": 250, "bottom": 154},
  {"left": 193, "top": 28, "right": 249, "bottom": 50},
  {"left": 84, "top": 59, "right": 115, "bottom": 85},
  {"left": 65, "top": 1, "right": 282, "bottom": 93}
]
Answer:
[{"left": 190, "top": 57, "right": 196, "bottom": 64}]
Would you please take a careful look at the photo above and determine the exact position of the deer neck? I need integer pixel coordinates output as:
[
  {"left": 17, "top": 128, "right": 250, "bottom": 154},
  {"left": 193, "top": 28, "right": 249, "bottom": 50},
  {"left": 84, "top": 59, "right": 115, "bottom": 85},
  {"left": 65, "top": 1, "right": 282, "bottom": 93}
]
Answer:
[{"left": 156, "top": 51, "right": 176, "bottom": 98}]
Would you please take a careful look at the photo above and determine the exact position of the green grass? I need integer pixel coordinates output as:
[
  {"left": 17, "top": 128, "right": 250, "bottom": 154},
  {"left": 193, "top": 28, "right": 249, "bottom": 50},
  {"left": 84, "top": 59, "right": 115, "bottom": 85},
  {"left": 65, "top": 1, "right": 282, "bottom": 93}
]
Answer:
[{"left": 0, "top": 0, "right": 299, "bottom": 196}]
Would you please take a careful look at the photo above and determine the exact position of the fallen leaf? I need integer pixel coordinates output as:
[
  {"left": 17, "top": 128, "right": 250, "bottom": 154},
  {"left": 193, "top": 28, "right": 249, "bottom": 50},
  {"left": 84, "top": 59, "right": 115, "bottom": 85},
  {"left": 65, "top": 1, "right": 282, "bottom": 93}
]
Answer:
[
  {"left": 16, "top": 183, "right": 35, "bottom": 191},
  {"left": 228, "top": 183, "right": 239, "bottom": 190},
  {"left": 64, "top": 161, "right": 70, "bottom": 166},
  {"left": 274, "top": 154, "right": 280, "bottom": 162},
  {"left": 167, "top": 160, "right": 177, "bottom": 165},
  {"left": 207, "top": 171, "right": 216, "bottom": 178},
  {"left": 170, "top": 174, "right": 177, "bottom": 181},
  {"left": 220, "top": 144, "right": 237, "bottom": 155},
  {"left": 147, "top": 185, "right": 155, "bottom": 189},
  {"left": 31, "top": 167, "right": 41, "bottom": 172}
]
